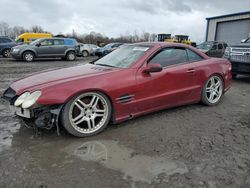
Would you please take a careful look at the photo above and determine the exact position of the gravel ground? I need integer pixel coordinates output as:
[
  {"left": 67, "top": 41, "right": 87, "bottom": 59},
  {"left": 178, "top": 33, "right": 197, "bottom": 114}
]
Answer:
[{"left": 0, "top": 57, "right": 250, "bottom": 188}]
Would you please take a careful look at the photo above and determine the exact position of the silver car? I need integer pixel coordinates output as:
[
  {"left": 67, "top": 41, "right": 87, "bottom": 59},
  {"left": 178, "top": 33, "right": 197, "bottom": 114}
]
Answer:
[{"left": 78, "top": 43, "right": 99, "bottom": 57}]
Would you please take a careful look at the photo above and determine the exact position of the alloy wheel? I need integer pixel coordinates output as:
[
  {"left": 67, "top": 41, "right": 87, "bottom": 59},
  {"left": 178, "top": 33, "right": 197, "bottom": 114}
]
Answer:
[
  {"left": 3, "top": 49, "right": 10, "bottom": 57},
  {"left": 24, "top": 53, "right": 34, "bottom": 62},
  {"left": 69, "top": 92, "right": 109, "bottom": 134},
  {"left": 205, "top": 76, "right": 223, "bottom": 104}
]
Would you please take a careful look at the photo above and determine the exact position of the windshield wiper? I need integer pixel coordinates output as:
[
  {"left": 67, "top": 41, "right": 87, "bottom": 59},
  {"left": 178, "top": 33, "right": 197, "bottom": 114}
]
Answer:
[{"left": 96, "top": 63, "right": 118, "bottom": 68}]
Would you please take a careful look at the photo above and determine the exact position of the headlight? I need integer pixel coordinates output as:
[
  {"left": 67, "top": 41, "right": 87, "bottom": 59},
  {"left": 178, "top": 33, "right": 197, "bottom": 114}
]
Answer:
[
  {"left": 12, "top": 48, "right": 20, "bottom": 52},
  {"left": 224, "top": 47, "right": 231, "bottom": 57},
  {"left": 22, "top": 91, "right": 42, "bottom": 109},
  {"left": 14, "top": 92, "right": 30, "bottom": 107}
]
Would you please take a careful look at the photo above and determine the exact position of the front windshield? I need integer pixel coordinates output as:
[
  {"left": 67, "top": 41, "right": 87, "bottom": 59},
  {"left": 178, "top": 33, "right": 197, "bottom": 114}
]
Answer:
[
  {"left": 30, "top": 38, "right": 42, "bottom": 45},
  {"left": 95, "top": 45, "right": 150, "bottom": 68},
  {"left": 197, "top": 43, "right": 213, "bottom": 50}
]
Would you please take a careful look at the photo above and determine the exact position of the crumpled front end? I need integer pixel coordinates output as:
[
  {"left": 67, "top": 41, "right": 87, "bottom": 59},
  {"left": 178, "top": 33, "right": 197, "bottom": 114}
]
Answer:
[{"left": 2, "top": 87, "right": 63, "bottom": 132}]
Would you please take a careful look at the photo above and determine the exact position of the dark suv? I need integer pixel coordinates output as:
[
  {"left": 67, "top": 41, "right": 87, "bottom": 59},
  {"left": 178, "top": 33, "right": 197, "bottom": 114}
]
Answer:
[
  {"left": 10, "top": 38, "right": 79, "bottom": 62},
  {"left": 197, "top": 41, "right": 228, "bottom": 58},
  {"left": 224, "top": 37, "right": 250, "bottom": 78},
  {"left": 0, "top": 36, "right": 16, "bottom": 58}
]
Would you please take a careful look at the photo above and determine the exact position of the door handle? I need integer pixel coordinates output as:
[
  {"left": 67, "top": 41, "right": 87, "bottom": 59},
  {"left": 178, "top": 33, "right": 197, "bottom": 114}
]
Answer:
[{"left": 186, "top": 68, "right": 195, "bottom": 73}]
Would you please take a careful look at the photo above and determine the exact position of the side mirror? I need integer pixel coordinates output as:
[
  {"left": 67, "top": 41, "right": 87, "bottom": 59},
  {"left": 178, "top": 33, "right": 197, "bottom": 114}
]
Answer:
[
  {"left": 144, "top": 64, "right": 163, "bottom": 74},
  {"left": 241, "top": 39, "right": 246, "bottom": 43},
  {"left": 35, "top": 43, "right": 41, "bottom": 47}
]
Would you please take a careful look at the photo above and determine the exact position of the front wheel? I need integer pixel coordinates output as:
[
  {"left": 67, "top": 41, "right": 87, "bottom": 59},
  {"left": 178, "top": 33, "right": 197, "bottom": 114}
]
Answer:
[
  {"left": 2, "top": 49, "right": 11, "bottom": 58},
  {"left": 23, "top": 51, "right": 35, "bottom": 62},
  {"left": 66, "top": 51, "right": 76, "bottom": 61},
  {"left": 201, "top": 75, "right": 224, "bottom": 106},
  {"left": 61, "top": 92, "right": 112, "bottom": 137}
]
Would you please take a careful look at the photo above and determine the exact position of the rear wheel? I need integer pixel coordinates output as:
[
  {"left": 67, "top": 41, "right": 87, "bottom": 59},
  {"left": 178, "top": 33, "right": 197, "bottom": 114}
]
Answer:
[
  {"left": 66, "top": 51, "right": 76, "bottom": 61},
  {"left": 23, "top": 51, "right": 35, "bottom": 62},
  {"left": 2, "top": 49, "right": 11, "bottom": 58},
  {"left": 61, "top": 92, "right": 112, "bottom": 137},
  {"left": 82, "top": 50, "right": 89, "bottom": 57},
  {"left": 201, "top": 75, "right": 224, "bottom": 106}
]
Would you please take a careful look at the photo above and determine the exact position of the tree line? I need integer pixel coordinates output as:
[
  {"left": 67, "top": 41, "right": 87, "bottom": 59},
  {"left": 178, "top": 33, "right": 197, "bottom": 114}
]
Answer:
[{"left": 0, "top": 21, "right": 157, "bottom": 45}]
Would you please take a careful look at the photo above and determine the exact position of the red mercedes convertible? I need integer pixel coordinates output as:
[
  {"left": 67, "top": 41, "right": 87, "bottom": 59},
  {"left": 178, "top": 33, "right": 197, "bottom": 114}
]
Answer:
[{"left": 3, "top": 42, "right": 232, "bottom": 137}]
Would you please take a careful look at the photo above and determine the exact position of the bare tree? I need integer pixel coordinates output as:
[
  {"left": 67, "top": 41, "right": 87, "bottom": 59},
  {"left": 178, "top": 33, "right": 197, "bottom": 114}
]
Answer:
[
  {"left": 30, "top": 25, "right": 45, "bottom": 33},
  {"left": 0, "top": 22, "right": 10, "bottom": 36}
]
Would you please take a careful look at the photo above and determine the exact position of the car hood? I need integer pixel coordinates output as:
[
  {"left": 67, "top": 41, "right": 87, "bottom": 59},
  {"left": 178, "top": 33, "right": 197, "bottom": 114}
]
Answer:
[
  {"left": 197, "top": 49, "right": 209, "bottom": 53},
  {"left": 13, "top": 44, "right": 29, "bottom": 49},
  {"left": 10, "top": 63, "right": 119, "bottom": 95},
  {"left": 230, "top": 43, "right": 250, "bottom": 48}
]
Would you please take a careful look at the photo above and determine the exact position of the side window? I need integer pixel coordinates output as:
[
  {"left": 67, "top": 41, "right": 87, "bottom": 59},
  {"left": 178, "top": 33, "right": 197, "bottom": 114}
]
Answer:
[
  {"left": 211, "top": 44, "right": 217, "bottom": 50},
  {"left": 186, "top": 49, "right": 203, "bottom": 62},
  {"left": 40, "top": 39, "right": 53, "bottom": 46},
  {"left": 16, "top": 38, "right": 24, "bottom": 43},
  {"left": 149, "top": 48, "right": 188, "bottom": 67},
  {"left": 64, "top": 39, "right": 76, "bottom": 46},
  {"left": 218, "top": 44, "right": 223, "bottom": 50},
  {"left": 54, "top": 39, "right": 64, "bottom": 45},
  {"left": 2, "top": 38, "right": 12, "bottom": 43}
]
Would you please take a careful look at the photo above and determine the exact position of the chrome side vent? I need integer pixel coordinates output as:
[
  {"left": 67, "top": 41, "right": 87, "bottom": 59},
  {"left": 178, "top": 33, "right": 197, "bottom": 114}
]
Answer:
[{"left": 116, "top": 94, "right": 134, "bottom": 104}]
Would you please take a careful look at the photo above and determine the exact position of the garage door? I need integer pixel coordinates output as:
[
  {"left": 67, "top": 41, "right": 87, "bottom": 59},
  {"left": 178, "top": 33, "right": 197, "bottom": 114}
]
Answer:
[{"left": 215, "top": 19, "right": 250, "bottom": 45}]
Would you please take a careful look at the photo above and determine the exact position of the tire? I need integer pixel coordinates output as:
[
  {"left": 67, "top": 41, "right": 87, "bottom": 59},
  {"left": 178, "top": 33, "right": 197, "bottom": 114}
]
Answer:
[
  {"left": 2, "top": 48, "right": 11, "bottom": 58},
  {"left": 66, "top": 51, "right": 76, "bottom": 61},
  {"left": 22, "top": 51, "right": 35, "bottom": 62},
  {"left": 60, "top": 92, "right": 112, "bottom": 137},
  {"left": 201, "top": 75, "right": 224, "bottom": 106},
  {"left": 232, "top": 73, "right": 237, "bottom": 79},
  {"left": 82, "top": 50, "right": 89, "bottom": 57}
]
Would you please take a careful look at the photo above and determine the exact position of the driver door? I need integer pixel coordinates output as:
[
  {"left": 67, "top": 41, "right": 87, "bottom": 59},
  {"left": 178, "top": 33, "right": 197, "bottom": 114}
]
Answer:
[
  {"left": 36, "top": 39, "right": 54, "bottom": 57},
  {"left": 135, "top": 47, "right": 196, "bottom": 112}
]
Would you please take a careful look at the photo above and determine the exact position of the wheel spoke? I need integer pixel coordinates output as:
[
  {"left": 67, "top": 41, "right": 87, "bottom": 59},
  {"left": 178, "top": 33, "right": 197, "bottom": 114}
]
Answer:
[
  {"left": 75, "top": 99, "right": 87, "bottom": 110},
  {"left": 95, "top": 109, "right": 105, "bottom": 117},
  {"left": 215, "top": 81, "right": 220, "bottom": 89},
  {"left": 206, "top": 87, "right": 212, "bottom": 93},
  {"left": 86, "top": 117, "right": 96, "bottom": 129},
  {"left": 90, "top": 96, "right": 99, "bottom": 107},
  {"left": 210, "top": 77, "right": 215, "bottom": 86},
  {"left": 73, "top": 116, "right": 85, "bottom": 125},
  {"left": 209, "top": 92, "right": 215, "bottom": 101}
]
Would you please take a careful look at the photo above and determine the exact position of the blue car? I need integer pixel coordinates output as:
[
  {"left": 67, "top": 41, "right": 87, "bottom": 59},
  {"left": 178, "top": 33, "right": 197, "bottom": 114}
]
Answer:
[{"left": 0, "top": 36, "right": 16, "bottom": 58}]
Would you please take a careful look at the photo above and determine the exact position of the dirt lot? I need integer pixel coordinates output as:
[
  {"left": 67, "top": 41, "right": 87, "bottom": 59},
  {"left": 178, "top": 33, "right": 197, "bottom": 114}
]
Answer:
[{"left": 0, "top": 57, "right": 250, "bottom": 188}]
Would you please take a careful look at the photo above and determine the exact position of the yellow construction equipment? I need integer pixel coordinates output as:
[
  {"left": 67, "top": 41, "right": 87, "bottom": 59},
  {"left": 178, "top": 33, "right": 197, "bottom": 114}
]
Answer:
[{"left": 157, "top": 34, "right": 196, "bottom": 47}]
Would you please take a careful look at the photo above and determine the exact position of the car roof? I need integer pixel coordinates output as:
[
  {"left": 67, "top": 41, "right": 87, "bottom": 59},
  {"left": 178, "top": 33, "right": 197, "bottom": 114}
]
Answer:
[{"left": 129, "top": 42, "right": 192, "bottom": 48}]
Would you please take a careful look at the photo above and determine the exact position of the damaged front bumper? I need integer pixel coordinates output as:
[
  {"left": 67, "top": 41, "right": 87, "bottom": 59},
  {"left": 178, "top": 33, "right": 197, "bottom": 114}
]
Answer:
[{"left": 2, "top": 87, "right": 63, "bottom": 133}]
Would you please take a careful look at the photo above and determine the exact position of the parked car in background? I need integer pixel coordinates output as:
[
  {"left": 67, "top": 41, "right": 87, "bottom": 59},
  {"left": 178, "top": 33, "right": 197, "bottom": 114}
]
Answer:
[
  {"left": 3, "top": 42, "right": 232, "bottom": 137},
  {"left": 10, "top": 38, "right": 79, "bottom": 62},
  {"left": 197, "top": 41, "right": 228, "bottom": 58},
  {"left": 15, "top": 33, "right": 52, "bottom": 44},
  {"left": 224, "top": 37, "right": 250, "bottom": 78},
  {"left": 95, "top": 43, "right": 123, "bottom": 57},
  {"left": 78, "top": 43, "right": 99, "bottom": 57},
  {"left": 0, "top": 36, "right": 16, "bottom": 58}
]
